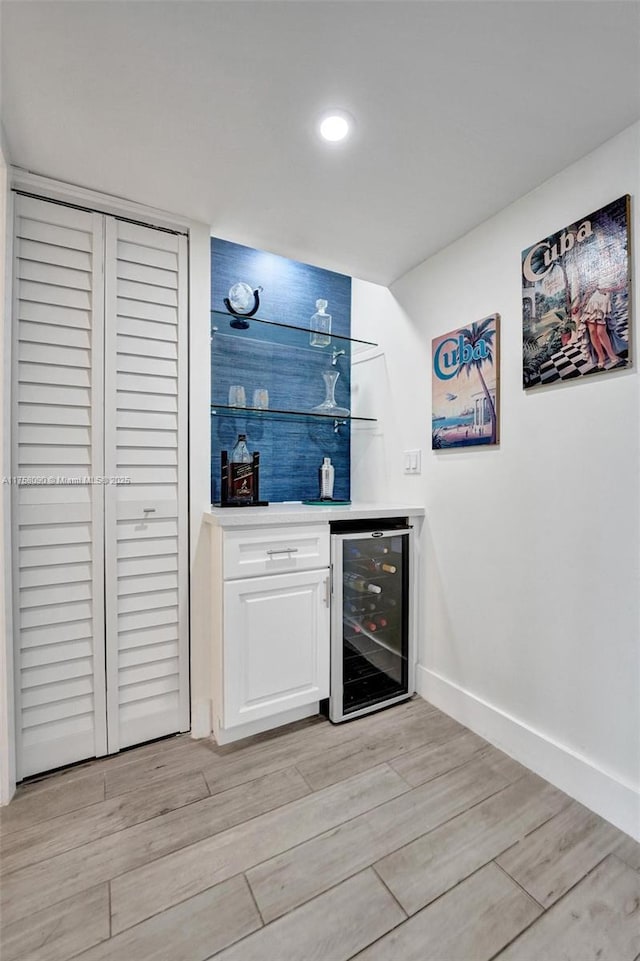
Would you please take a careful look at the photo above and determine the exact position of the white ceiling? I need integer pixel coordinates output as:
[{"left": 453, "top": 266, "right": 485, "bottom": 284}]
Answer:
[{"left": 2, "top": 1, "right": 639, "bottom": 285}]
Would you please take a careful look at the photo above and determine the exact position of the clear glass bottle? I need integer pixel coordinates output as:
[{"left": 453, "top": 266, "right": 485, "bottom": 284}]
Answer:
[
  {"left": 229, "top": 433, "right": 253, "bottom": 503},
  {"left": 310, "top": 299, "right": 332, "bottom": 347}
]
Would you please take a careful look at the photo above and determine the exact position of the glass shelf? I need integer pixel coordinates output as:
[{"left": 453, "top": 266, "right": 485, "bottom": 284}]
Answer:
[
  {"left": 211, "top": 404, "right": 376, "bottom": 425},
  {"left": 211, "top": 310, "right": 377, "bottom": 355}
]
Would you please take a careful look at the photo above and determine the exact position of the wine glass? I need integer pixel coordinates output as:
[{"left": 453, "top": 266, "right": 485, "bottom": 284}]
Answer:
[
  {"left": 252, "top": 388, "right": 269, "bottom": 410},
  {"left": 228, "top": 385, "right": 246, "bottom": 407}
]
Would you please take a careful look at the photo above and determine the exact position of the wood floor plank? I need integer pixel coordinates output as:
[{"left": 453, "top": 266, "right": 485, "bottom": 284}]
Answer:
[
  {"left": 494, "top": 855, "right": 640, "bottom": 961},
  {"left": 614, "top": 834, "right": 640, "bottom": 871},
  {"left": 197, "top": 699, "right": 437, "bottom": 799},
  {"left": 375, "top": 771, "right": 569, "bottom": 915},
  {"left": 353, "top": 863, "right": 541, "bottom": 961},
  {"left": 497, "top": 798, "right": 623, "bottom": 906},
  {"left": 247, "top": 746, "right": 520, "bottom": 923},
  {"left": 389, "top": 729, "right": 487, "bottom": 786},
  {"left": 1, "top": 736, "right": 196, "bottom": 827},
  {"left": 109, "top": 763, "right": 408, "bottom": 934},
  {"left": 73, "top": 876, "right": 261, "bottom": 961},
  {"left": 210, "top": 869, "right": 406, "bottom": 961},
  {"left": 199, "top": 706, "right": 418, "bottom": 798},
  {"left": 103, "top": 742, "right": 226, "bottom": 798},
  {"left": 296, "top": 708, "right": 466, "bottom": 791},
  {"left": 0, "top": 772, "right": 105, "bottom": 836},
  {"left": 0, "top": 736, "right": 205, "bottom": 837},
  {"left": 90, "top": 733, "right": 196, "bottom": 771},
  {"left": 0, "top": 883, "right": 110, "bottom": 961},
  {"left": 0, "top": 766, "right": 310, "bottom": 927},
  {"left": 1, "top": 770, "right": 209, "bottom": 873},
  {"left": 104, "top": 717, "right": 355, "bottom": 799}
]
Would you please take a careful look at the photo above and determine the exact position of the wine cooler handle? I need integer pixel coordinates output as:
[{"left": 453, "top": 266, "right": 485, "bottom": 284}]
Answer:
[
  {"left": 266, "top": 547, "right": 299, "bottom": 555},
  {"left": 324, "top": 575, "right": 331, "bottom": 607}
]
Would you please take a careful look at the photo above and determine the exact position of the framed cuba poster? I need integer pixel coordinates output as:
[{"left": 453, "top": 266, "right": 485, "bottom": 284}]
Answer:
[
  {"left": 522, "top": 195, "right": 631, "bottom": 389},
  {"left": 432, "top": 314, "right": 500, "bottom": 449}
]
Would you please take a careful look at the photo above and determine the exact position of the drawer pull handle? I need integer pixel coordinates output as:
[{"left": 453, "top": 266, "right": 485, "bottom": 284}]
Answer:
[{"left": 266, "top": 548, "right": 299, "bottom": 555}]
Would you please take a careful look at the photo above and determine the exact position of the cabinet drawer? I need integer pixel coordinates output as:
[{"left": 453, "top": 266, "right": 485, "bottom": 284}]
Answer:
[{"left": 223, "top": 524, "right": 329, "bottom": 579}]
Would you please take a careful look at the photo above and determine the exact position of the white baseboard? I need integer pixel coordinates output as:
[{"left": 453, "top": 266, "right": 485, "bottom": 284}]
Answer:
[{"left": 416, "top": 665, "right": 640, "bottom": 841}]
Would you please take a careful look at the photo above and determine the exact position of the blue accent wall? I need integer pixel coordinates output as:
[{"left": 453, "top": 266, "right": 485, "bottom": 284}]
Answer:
[{"left": 211, "top": 238, "right": 352, "bottom": 504}]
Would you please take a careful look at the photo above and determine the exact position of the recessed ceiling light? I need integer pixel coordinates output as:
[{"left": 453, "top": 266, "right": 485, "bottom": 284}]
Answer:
[{"left": 318, "top": 110, "right": 353, "bottom": 143}]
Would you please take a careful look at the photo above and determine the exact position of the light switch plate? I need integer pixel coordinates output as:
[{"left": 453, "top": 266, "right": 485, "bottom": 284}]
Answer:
[{"left": 403, "top": 449, "right": 422, "bottom": 474}]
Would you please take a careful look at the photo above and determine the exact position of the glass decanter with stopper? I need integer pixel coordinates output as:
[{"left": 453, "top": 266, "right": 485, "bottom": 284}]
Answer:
[{"left": 309, "top": 299, "right": 332, "bottom": 347}]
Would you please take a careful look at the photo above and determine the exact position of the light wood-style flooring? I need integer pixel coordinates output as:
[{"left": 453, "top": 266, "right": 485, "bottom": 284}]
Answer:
[{"left": 1, "top": 697, "right": 639, "bottom": 961}]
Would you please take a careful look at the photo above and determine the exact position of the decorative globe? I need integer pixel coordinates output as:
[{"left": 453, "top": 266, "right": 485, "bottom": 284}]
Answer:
[{"left": 228, "top": 282, "right": 255, "bottom": 314}]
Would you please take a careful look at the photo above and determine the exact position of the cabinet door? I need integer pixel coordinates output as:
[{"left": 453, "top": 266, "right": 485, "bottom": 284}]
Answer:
[{"left": 223, "top": 569, "right": 330, "bottom": 728}]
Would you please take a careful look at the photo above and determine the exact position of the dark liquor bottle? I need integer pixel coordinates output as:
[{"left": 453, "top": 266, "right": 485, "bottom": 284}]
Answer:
[
  {"left": 343, "top": 572, "right": 382, "bottom": 595},
  {"left": 229, "top": 434, "right": 253, "bottom": 504}
]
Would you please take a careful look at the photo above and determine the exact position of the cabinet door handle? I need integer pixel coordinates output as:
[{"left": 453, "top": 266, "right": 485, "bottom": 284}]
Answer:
[
  {"left": 324, "top": 575, "right": 330, "bottom": 607},
  {"left": 266, "top": 548, "right": 299, "bottom": 555}
]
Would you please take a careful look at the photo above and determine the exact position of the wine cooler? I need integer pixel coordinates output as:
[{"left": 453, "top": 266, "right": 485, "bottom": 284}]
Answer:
[{"left": 328, "top": 523, "right": 414, "bottom": 722}]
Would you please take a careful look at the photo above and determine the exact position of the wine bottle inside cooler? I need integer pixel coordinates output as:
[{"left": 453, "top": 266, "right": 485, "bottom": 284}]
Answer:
[
  {"left": 346, "top": 599, "right": 377, "bottom": 614},
  {"left": 343, "top": 571, "right": 382, "bottom": 595},
  {"left": 360, "top": 557, "right": 397, "bottom": 575},
  {"left": 370, "top": 614, "right": 388, "bottom": 630}
]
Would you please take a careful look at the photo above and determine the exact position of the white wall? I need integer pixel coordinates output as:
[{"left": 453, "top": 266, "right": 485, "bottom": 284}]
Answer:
[{"left": 351, "top": 122, "right": 640, "bottom": 839}]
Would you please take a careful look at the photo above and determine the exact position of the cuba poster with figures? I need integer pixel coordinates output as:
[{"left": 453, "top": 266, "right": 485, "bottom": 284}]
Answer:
[
  {"left": 432, "top": 314, "right": 500, "bottom": 449},
  {"left": 522, "top": 195, "right": 631, "bottom": 389}
]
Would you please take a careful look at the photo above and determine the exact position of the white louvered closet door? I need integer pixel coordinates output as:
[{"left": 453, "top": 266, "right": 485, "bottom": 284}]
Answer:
[
  {"left": 12, "top": 195, "right": 108, "bottom": 778},
  {"left": 104, "top": 219, "right": 189, "bottom": 752}
]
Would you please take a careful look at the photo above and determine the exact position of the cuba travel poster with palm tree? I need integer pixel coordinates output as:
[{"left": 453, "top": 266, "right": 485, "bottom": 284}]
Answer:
[
  {"left": 522, "top": 195, "right": 631, "bottom": 389},
  {"left": 432, "top": 315, "right": 500, "bottom": 449}
]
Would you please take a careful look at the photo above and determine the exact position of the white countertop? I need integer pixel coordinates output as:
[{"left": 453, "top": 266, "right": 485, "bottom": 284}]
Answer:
[{"left": 204, "top": 502, "right": 425, "bottom": 528}]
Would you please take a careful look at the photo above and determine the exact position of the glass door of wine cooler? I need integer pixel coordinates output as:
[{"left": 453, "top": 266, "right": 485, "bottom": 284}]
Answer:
[{"left": 329, "top": 527, "right": 413, "bottom": 722}]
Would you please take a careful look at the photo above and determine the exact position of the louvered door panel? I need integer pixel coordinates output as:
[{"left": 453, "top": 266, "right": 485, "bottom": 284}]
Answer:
[
  {"left": 104, "top": 219, "right": 188, "bottom": 751},
  {"left": 12, "top": 195, "right": 107, "bottom": 777}
]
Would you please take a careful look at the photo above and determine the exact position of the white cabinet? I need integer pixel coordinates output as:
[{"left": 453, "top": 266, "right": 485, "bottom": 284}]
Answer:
[
  {"left": 211, "top": 523, "right": 330, "bottom": 742},
  {"left": 223, "top": 569, "right": 330, "bottom": 728}
]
